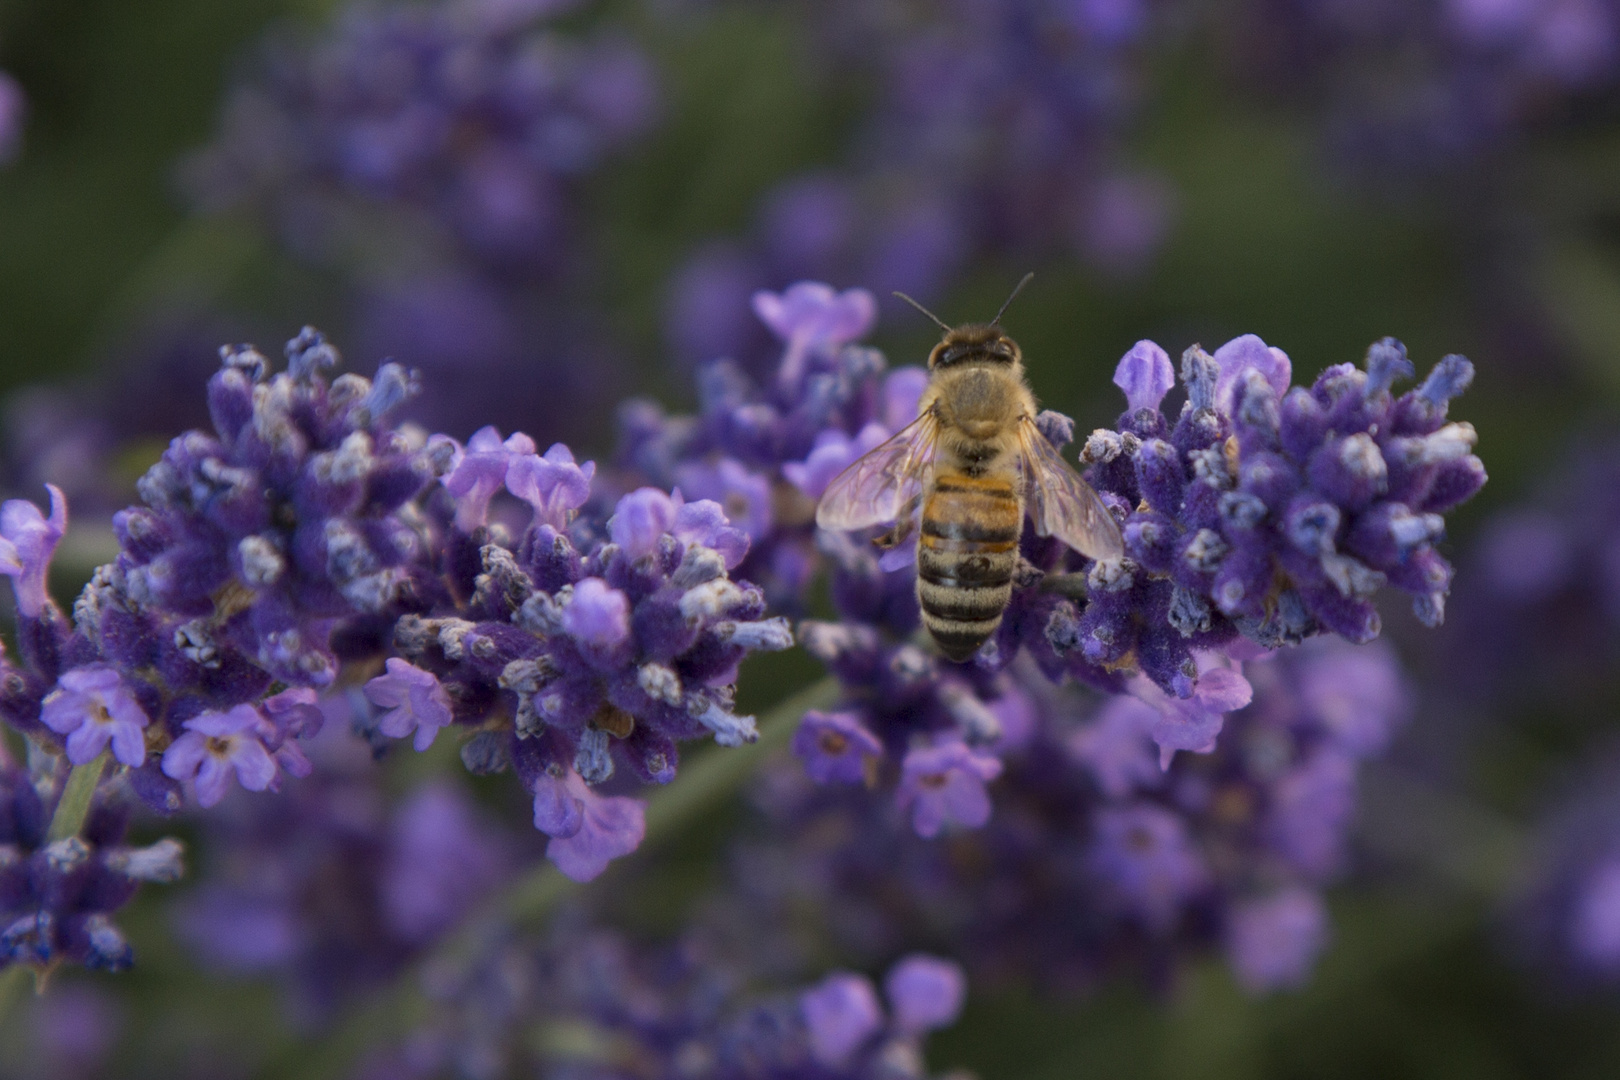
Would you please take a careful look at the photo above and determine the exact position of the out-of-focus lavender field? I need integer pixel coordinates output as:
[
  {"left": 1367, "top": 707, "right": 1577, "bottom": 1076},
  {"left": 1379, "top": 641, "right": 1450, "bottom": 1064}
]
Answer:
[{"left": 0, "top": 1, "right": 1618, "bottom": 1077}]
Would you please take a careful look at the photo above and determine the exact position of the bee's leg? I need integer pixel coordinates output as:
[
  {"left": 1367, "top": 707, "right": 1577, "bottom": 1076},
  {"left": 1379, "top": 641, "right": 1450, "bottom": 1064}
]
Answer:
[
  {"left": 1039, "top": 568, "right": 1090, "bottom": 600},
  {"left": 874, "top": 495, "right": 922, "bottom": 549}
]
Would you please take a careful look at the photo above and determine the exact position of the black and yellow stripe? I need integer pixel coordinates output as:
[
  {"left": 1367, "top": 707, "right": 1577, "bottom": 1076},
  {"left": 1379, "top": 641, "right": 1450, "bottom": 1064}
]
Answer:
[{"left": 916, "top": 473, "right": 1021, "bottom": 662}]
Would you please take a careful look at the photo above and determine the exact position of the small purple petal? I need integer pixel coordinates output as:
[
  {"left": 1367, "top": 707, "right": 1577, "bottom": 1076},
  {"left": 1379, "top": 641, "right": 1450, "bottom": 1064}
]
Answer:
[
  {"left": 609, "top": 488, "right": 678, "bottom": 560},
  {"left": 1213, "top": 334, "right": 1291, "bottom": 416},
  {"left": 1113, "top": 340, "right": 1175, "bottom": 413},
  {"left": 884, "top": 955, "right": 966, "bottom": 1033},
  {"left": 800, "top": 972, "right": 884, "bottom": 1066},
  {"left": 0, "top": 484, "right": 66, "bottom": 617},
  {"left": 561, "top": 578, "right": 632, "bottom": 652},
  {"left": 506, "top": 442, "right": 595, "bottom": 530},
  {"left": 365, "top": 658, "right": 453, "bottom": 752},
  {"left": 897, "top": 741, "right": 1004, "bottom": 838},
  {"left": 544, "top": 772, "right": 646, "bottom": 882}
]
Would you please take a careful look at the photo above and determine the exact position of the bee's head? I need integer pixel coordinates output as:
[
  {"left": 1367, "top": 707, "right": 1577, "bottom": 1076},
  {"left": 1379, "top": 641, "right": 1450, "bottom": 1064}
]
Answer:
[{"left": 928, "top": 323, "right": 1021, "bottom": 370}]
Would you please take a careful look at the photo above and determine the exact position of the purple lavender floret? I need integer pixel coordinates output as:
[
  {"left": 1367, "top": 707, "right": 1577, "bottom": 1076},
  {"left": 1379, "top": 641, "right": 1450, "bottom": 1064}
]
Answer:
[
  {"left": 734, "top": 637, "right": 1407, "bottom": 995},
  {"left": 0, "top": 756, "right": 185, "bottom": 975},
  {"left": 40, "top": 666, "right": 150, "bottom": 768}
]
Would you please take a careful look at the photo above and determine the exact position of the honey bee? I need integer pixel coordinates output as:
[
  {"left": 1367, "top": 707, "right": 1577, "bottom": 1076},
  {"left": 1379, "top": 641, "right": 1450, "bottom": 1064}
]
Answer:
[{"left": 815, "top": 275, "right": 1124, "bottom": 662}]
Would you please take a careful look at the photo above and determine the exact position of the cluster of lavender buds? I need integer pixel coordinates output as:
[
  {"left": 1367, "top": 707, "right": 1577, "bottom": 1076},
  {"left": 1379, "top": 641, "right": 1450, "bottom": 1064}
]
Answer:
[
  {"left": 182, "top": 0, "right": 658, "bottom": 440},
  {"left": 355, "top": 923, "right": 966, "bottom": 1080},
  {"left": 0, "top": 69, "right": 22, "bottom": 165},
  {"left": 734, "top": 637, "right": 1408, "bottom": 995},
  {"left": 0, "top": 750, "right": 184, "bottom": 974},
  {"left": 667, "top": 0, "right": 1168, "bottom": 362},
  {"left": 0, "top": 318, "right": 795, "bottom": 985}
]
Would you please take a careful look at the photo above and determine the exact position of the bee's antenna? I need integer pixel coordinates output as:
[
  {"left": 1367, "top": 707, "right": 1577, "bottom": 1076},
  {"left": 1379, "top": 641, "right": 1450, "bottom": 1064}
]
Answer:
[
  {"left": 991, "top": 272, "right": 1035, "bottom": 326},
  {"left": 893, "top": 291, "right": 952, "bottom": 333}
]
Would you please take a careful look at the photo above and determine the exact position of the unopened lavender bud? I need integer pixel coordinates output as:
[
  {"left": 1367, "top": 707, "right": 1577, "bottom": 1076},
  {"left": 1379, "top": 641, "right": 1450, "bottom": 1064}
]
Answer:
[
  {"left": 1168, "top": 585, "right": 1212, "bottom": 636},
  {"left": 712, "top": 617, "right": 794, "bottom": 651},
  {"left": 1181, "top": 345, "right": 1219, "bottom": 411},
  {"left": 670, "top": 544, "right": 727, "bottom": 589},
  {"left": 574, "top": 727, "right": 614, "bottom": 784},
  {"left": 1363, "top": 337, "right": 1413, "bottom": 397},
  {"left": 106, "top": 838, "right": 185, "bottom": 883},
  {"left": 1183, "top": 529, "right": 1229, "bottom": 572},
  {"left": 219, "top": 343, "right": 268, "bottom": 381},
  {"left": 939, "top": 684, "right": 1002, "bottom": 745},
  {"left": 1088, "top": 556, "right": 1135, "bottom": 593},
  {"left": 1082, "top": 429, "right": 1122, "bottom": 465},
  {"left": 678, "top": 578, "right": 751, "bottom": 621},
  {"left": 360, "top": 362, "right": 418, "bottom": 419},
  {"left": 1417, "top": 354, "right": 1474, "bottom": 406},
  {"left": 688, "top": 697, "right": 758, "bottom": 746},
  {"left": 45, "top": 837, "right": 89, "bottom": 872},
  {"left": 238, "top": 535, "right": 285, "bottom": 586},
  {"left": 1321, "top": 552, "right": 1387, "bottom": 598},
  {"left": 637, "top": 663, "right": 683, "bottom": 705}
]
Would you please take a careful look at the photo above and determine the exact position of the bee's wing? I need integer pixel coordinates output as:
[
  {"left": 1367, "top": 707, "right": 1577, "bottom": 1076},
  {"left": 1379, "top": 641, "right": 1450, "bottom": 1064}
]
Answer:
[
  {"left": 1017, "top": 415, "right": 1125, "bottom": 561},
  {"left": 815, "top": 410, "right": 940, "bottom": 532}
]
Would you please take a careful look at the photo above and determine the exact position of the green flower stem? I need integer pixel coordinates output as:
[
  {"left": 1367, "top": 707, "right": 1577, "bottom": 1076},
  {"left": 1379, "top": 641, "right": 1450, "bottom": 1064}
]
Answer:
[
  {"left": 47, "top": 751, "right": 108, "bottom": 844},
  {"left": 0, "top": 752, "right": 112, "bottom": 1022},
  {"left": 274, "top": 676, "right": 838, "bottom": 1080}
]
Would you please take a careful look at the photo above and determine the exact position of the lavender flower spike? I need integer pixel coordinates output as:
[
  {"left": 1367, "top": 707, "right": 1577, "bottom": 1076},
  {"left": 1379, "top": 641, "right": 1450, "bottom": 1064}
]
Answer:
[
  {"left": 40, "top": 666, "right": 150, "bottom": 767},
  {"left": 0, "top": 484, "right": 66, "bottom": 618},
  {"left": 161, "top": 705, "right": 278, "bottom": 808},
  {"left": 364, "top": 659, "right": 454, "bottom": 752}
]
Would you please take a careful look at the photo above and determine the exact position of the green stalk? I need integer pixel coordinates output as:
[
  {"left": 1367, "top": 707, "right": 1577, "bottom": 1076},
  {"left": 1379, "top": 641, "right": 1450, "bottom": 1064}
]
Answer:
[
  {"left": 0, "top": 752, "right": 112, "bottom": 1025},
  {"left": 47, "top": 752, "right": 108, "bottom": 844},
  {"left": 275, "top": 676, "right": 838, "bottom": 1080}
]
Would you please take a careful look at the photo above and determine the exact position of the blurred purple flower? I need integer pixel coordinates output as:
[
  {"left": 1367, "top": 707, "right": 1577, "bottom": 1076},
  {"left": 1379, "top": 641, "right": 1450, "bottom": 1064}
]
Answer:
[
  {"left": 897, "top": 740, "right": 1004, "bottom": 838},
  {"left": 800, "top": 971, "right": 884, "bottom": 1066}
]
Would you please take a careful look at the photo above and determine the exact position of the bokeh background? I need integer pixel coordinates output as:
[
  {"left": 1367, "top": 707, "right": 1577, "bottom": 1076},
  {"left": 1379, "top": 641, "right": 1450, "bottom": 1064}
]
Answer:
[{"left": 2, "top": 0, "right": 1620, "bottom": 1076}]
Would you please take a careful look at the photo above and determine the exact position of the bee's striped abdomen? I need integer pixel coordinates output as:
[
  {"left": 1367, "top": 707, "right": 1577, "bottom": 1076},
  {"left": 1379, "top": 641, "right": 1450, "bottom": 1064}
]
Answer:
[{"left": 916, "top": 472, "right": 1021, "bottom": 662}]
